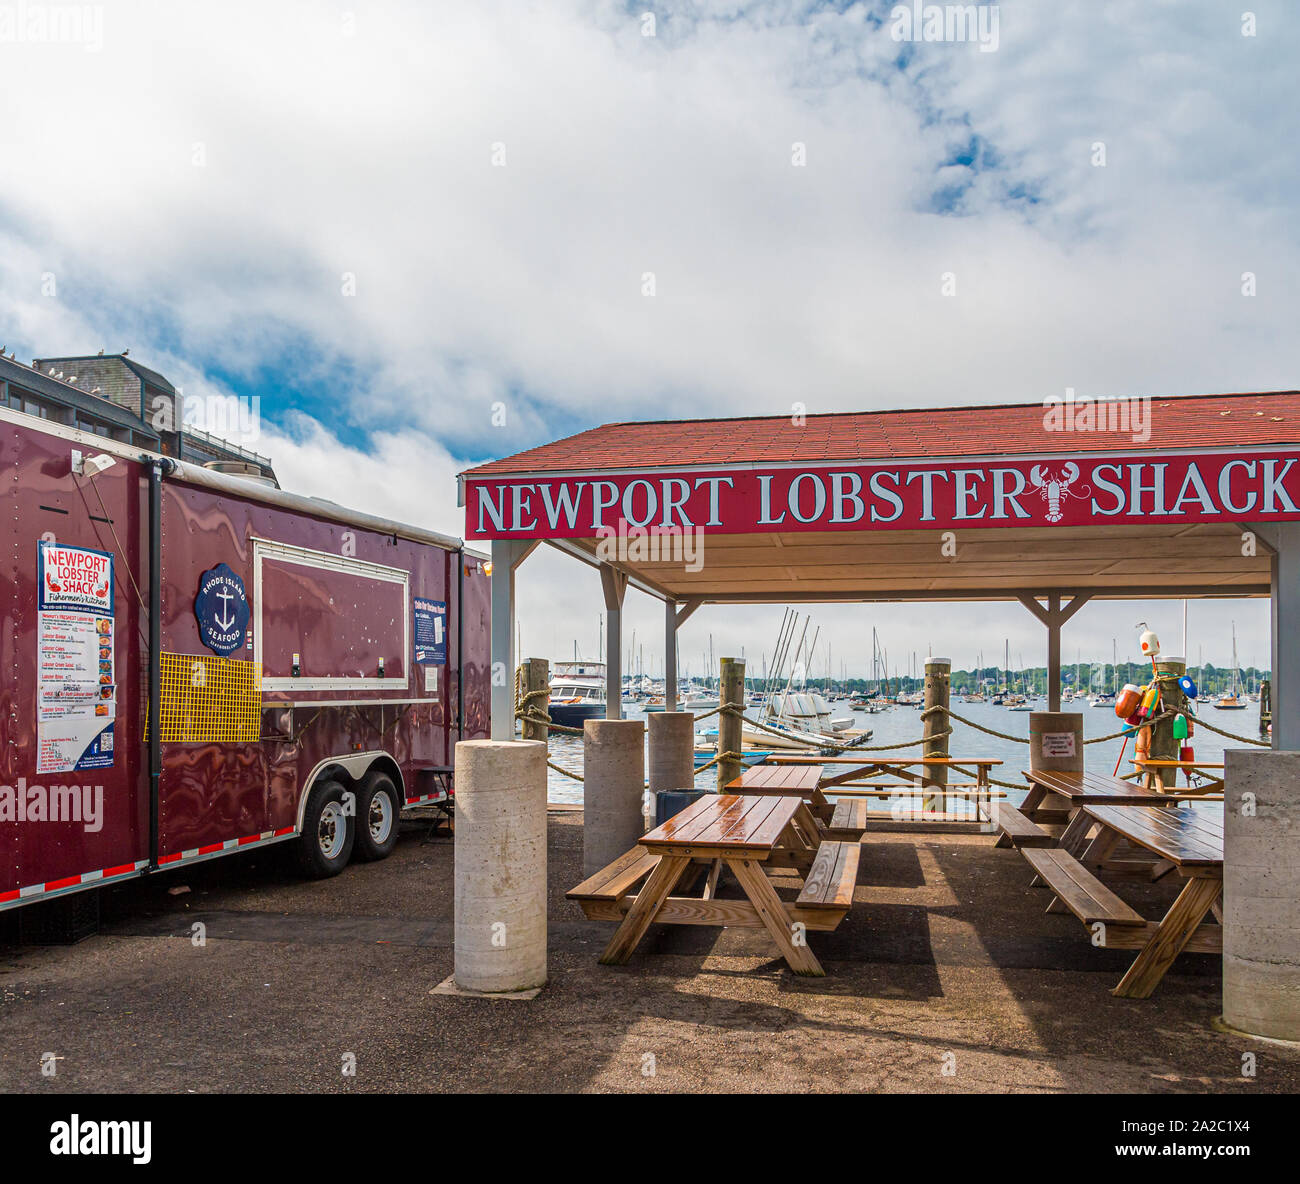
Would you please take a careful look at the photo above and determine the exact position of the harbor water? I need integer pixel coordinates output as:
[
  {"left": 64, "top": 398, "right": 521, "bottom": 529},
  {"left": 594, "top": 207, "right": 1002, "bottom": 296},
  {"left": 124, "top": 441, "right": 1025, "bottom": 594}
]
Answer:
[{"left": 540, "top": 699, "right": 1262, "bottom": 807}]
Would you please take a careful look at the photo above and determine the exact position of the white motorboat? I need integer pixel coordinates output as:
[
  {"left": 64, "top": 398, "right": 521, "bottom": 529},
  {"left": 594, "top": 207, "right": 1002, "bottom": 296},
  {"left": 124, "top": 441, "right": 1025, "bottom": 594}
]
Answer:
[{"left": 547, "top": 661, "right": 607, "bottom": 728}]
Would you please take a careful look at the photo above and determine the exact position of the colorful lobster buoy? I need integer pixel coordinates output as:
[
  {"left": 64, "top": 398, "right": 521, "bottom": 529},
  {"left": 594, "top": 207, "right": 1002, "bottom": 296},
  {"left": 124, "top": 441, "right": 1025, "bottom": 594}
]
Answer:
[
  {"left": 1137, "top": 623, "right": 1161, "bottom": 659},
  {"left": 1115, "top": 684, "right": 1142, "bottom": 718},
  {"left": 1178, "top": 674, "right": 1198, "bottom": 699},
  {"left": 1180, "top": 745, "right": 1195, "bottom": 764},
  {"left": 1139, "top": 682, "right": 1160, "bottom": 717},
  {"left": 1172, "top": 713, "right": 1189, "bottom": 741},
  {"left": 1134, "top": 727, "right": 1151, "bottom": 762}
]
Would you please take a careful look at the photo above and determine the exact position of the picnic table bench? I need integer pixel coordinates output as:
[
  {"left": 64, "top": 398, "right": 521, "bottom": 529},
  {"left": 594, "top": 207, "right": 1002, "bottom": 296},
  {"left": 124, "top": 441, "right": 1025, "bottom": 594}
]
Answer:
[
  {"left": 567, "top": 793, "right": 859, "bottom": 976},
  {"left": 1023, "top": 803, "right": 1223, "bottom": 998},
  {"left": 724, "top": 764, "right": 867, "bottom": 839}
]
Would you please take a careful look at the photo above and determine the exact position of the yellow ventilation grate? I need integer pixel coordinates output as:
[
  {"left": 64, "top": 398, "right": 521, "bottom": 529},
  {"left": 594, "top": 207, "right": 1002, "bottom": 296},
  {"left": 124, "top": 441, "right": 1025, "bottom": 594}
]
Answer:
[{"left": 149, "top": 653, "right": 263, "bottom": 743}]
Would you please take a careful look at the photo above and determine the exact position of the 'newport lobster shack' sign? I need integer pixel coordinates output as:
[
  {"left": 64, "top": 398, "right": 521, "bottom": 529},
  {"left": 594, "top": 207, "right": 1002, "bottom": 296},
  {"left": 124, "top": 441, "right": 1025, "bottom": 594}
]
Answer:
[{"left": 463, "top": 450, "right": 1300, "bottom": 540}]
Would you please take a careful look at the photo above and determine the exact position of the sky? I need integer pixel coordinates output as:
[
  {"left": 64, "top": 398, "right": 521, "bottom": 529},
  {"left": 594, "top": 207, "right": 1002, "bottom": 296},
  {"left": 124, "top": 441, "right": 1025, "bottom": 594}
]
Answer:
[{"left": 2, "top": 0, "right": 1295, "bottom": 679}]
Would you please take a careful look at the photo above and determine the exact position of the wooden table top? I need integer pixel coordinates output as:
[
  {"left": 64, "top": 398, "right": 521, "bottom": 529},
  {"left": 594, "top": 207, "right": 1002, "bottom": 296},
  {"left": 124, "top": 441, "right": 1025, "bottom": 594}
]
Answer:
[
  {"left": 1023, "top": 768, "right": 1180, "bottom": 804},
  {"left": 640, "top": 793, "right": 801, "bottom": 853},
  {"left": 725, "top": 765, "right": 823, "bottom": 793},
  {"left": 1083, "top": 803, "right": 1224, "bottom": 868}
]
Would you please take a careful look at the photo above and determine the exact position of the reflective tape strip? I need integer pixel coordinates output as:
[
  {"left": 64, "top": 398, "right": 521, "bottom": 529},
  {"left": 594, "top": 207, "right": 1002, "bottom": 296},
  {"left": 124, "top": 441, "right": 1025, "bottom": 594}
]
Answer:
[
  {"left": 405, "top": 792, "right": 448, "bottom": 805},
  {"left": 0, "top": 860, "right": 150, "bottom": 910},
  {"left": 157, "top": 826, "right": 296, "bottom": 867}
]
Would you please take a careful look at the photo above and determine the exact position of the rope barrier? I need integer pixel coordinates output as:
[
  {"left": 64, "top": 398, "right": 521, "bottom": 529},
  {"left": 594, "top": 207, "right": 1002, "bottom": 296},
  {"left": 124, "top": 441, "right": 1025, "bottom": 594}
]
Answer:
[
  {"left": 717, "top": 703, "right": 899, "bottom": 756},
  {"left": 547, "top": 759, "right": 584, "bottom": 781},
  {"left": 513, "top": 663, "right": 1271, "bottom": 795},
  {"left": 1186, "top": 710, "right": 1271, "bottom": 747},
  {"left": 923, "top": 701, "right": 1267, "bottom": 749},
  {"left": 923, "top": 704, "right": 1031, "bottom": 745},
  {"left": 693, "top": 750, "right": 746, "bottom": 775}
]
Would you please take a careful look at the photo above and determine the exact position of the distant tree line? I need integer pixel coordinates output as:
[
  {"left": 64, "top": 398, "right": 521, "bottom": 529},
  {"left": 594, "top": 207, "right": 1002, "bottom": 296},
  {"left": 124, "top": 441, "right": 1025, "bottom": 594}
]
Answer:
[{"left": 788, "top": 662, "right": 1269, "bottom": 698}]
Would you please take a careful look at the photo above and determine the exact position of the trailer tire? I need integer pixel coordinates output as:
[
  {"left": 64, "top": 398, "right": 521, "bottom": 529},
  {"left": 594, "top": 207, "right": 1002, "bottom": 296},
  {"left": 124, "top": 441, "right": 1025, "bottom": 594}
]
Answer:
[
  {"left": 353, "top": 772, "right": 401, "bottom": 862},
  {"left": 296, "top": 779, "right": 355, "bottom": 878}
]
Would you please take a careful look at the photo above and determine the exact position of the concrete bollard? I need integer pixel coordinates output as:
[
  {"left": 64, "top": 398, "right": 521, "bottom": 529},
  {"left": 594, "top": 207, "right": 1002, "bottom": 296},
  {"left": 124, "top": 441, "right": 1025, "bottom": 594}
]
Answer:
[
  {"left": 1028, "top": 711, "right": 1084, "bottom": 821},
  {"left": 1028, "top": 711, "right": 1084, "bottom": 774},
  {"left": 648, "top": 711, "right": 695, "bottom": 794},
  {"left": 453, "top": 739, "right": 547, "bottom": 993},
  {"left": 583, "top": 718, "right": 646, "bottom": 877},
  {"left": 1223, "top": 749, "right": 1300, "bottom": 1041}
]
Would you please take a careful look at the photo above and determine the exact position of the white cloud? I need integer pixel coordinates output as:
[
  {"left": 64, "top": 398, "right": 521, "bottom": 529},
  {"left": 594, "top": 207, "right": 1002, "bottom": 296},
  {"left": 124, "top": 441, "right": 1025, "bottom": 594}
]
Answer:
[
  {"left": 260, "top": 414, "right": 467, "bottom": 542},
  {"left": 0, "top": 0, "right": 1289, "bottom": 676}
]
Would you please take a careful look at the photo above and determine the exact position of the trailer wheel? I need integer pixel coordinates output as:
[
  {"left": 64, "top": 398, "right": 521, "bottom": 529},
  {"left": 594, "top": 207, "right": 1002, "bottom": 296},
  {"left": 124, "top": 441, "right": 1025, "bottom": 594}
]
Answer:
[
  {"left": 295, "top": 779, "right": 355, "bottom": 878},
  {"left": 353, "top": 772, "right": 401, "bottom": 862}
]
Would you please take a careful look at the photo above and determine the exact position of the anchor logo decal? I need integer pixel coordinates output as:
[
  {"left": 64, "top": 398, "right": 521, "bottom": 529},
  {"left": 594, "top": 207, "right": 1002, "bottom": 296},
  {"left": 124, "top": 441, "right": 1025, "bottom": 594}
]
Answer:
[
  {"left": 194, "top": 563, "right": 249, "bottom": 655},
  {"left": 213, "top": 586, "right": 238, "bottom": 632}
]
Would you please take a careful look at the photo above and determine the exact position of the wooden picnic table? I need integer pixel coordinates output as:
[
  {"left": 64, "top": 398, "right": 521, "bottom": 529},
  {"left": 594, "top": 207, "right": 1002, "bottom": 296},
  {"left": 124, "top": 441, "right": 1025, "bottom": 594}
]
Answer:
[
  {"left": 1008, "top": 769, "right": 1187, "bottom": 856},
  {"left": 1132, "top": 758, "right": 1225, "bottom": 795},
  {"left": 724, "top": 763, "right": 868, "bottom": 839},
  {"left": 571, "top": 793, "right": 859, "bottom": 977},
  {"left": 772, "top": 755, "right": 1003, "bottom": 820},
  {"left": 726, "top": 764, "right": 830, "bottom": 816},
  {"left": 1079, "top": 803, "right": 1223, "bottom": 998}
]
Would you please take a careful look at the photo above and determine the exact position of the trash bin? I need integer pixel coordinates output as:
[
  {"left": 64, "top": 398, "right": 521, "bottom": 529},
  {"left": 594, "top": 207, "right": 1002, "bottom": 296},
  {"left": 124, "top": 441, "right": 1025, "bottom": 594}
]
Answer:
[{"left": 654, "top": 789, "right": 706, "bottom": 828}]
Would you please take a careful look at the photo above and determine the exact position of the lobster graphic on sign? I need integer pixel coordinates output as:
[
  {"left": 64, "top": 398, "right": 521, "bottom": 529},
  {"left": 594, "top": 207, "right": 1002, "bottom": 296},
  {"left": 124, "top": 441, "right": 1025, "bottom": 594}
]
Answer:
[{"left": 1028, "top": 463, "right": 1090, "bottom": 523}]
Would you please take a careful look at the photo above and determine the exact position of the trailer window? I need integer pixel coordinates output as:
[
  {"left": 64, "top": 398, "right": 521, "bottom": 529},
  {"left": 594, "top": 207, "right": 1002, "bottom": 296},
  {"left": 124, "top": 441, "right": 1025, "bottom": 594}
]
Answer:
[{"left": 253, "top": 538, "right": 412, "bottom": 693}]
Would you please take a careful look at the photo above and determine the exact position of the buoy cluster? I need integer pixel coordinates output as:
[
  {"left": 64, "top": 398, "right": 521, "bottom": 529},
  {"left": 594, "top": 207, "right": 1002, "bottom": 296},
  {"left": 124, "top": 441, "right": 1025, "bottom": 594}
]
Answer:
[{"left": 1114, "top": 624, "right": 1196, "bottom": 770}]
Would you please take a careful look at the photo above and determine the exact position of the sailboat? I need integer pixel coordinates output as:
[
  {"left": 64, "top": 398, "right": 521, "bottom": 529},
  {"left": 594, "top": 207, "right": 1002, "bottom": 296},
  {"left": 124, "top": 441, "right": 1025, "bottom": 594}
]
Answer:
[
  {"left": 700, "top": 609, "right": 865, "bottom": 749},
  {"left": 1089, "top": 639, "right": 1117, "bottom": 708},
  {"left": 1214, "top": 623, "right": 1248, "bottom": 709}
]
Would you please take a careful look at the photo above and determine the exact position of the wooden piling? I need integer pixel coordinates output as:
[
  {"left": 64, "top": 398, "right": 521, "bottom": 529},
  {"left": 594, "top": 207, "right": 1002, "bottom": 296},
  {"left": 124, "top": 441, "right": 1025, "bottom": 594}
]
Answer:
[
  {"left": 1147, "top": 657, "right": 1188, "bottom": 789},
  {"left": 922, "top": 658, "right": 951, "bottom": 813},
  {"left": 718, "top": 657, "right": 746, "bottom": 792},
  {"left": 520, "top": 657, "right": 549, "bottom": 743}
]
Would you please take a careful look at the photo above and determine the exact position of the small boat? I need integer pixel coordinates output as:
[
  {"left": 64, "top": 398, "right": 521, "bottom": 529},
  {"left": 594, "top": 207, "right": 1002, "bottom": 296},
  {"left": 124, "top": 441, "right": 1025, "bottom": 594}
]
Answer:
[
  {"left": 852, "top": 697, "right": 889, "bottom": 713},
  {"left": 547, "top": 661, "right": 608, "bottom": 729},
  {"left": 643, "top": 687, "right": 721, "bottom": 713},
  {"left": 692, "top": 748, "right": 772, "bottom": 771},
  {"left": 1088, "top": 692, "right": 1115, "bottom": 709},
  {"left": 1215, "top": 624, "right": 1249, "bottom": 709}
]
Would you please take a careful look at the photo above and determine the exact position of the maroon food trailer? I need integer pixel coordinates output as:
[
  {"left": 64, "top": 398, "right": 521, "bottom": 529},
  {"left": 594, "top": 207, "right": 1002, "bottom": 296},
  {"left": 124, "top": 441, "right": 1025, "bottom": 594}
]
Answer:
[{"left": 1, "top": 409, "right": 491, "bottom": 920}]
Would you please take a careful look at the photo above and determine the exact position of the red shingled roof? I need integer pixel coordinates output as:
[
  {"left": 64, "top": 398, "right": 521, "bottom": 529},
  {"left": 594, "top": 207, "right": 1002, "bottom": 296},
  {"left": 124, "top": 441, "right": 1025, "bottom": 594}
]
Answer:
[{"left": 461, "top": 391, "right": 1300, "bottom": 477}]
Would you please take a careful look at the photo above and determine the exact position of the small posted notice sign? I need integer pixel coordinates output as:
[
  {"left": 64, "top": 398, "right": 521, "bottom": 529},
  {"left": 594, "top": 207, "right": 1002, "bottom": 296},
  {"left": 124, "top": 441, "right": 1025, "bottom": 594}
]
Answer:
[{"left": 1041, "top": 731, "right": 1076, "bottom": 759}]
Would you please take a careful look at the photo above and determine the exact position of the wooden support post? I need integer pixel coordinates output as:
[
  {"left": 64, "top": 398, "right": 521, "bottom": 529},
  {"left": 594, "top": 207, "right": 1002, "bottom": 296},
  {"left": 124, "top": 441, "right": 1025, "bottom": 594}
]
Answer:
[
  {"left": 489, "top": 539, "right": 538, "bottom": 740},
  {"left": 665, "top": 596, "right": 703, "bottom": 716},
  {"left": 1251, "top": 521, "right": 1300, "bottom": 750},
  {"left": 1017, "top": 591, "right": 1091, "bottom": 713},
  {"left": 664, "top": 599, "right": 678, "bottom": 713},
  {"left": 599, "top": 565, "right": 628, "bottom": 720},
  {"left": 1149, "top": 656, "right": 1188, "bottom": 787},
  {"left": 718, "top": 656, "right": 746, "bottom": 792},
  {"left": 520, "top": 657, "right": 549, "bottom": 743},
  {"left": 1046, "top": 594, "right": 1062, "bottom": 711},
  {"left": 922, "top": 657, "right": 951, "bottom": 813}
]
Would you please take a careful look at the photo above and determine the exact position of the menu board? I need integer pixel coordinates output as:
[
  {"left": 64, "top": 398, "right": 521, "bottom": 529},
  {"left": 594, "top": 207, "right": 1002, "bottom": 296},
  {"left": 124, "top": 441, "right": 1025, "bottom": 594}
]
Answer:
[{"left": 36, "top": 542, "right": 116, "bottom": 774}]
